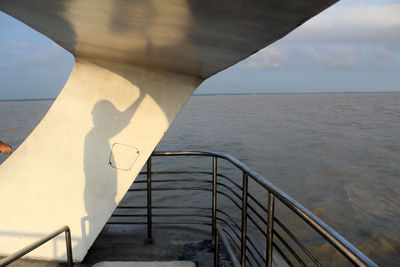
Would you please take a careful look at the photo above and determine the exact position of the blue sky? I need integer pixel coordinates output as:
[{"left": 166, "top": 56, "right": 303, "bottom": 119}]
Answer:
[{"left": 0, "top": 0, "right": 399, "bottom": 99}]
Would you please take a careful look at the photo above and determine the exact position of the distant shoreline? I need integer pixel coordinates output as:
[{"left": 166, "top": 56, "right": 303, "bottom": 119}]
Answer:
[
  {"left": 0, "top": 98, "right": 56, "bottom": 102},
  {"left": 193, "top": 91, "right": 400, "bottom": 96},
  {"left": 1, "top": 91, "right": 399, "bottom": 101}
]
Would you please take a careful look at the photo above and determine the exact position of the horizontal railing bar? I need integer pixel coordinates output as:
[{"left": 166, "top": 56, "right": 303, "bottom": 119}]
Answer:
[
  {"left": 273, "top": 242, "right": 295, "bottom": 267},
  {"left": 274, "top": 218, "right": 322, "bottom": 266},
  {"left": 129, "top": 181, "right": 270, "bottom": 240},
  {"left": 221, "top": 201, "right": 269, "bottom": 244},
  {"left": 247, "top": 194, "right": 269, "bottom": 217},
  {"left": 245, "top": 235, "right": 265, "bottom": 267},
  {"left": 215, "top": 220, "right": 241, "bottom": 252},
  {"left": 132, "top": 178, "right": 211, "bottom": 184},
  {"left": 139, "top": 173, "right": 270, "bottom": 222},
  {"left": 112, "top": 214, "right": 212, "bottom": 219},
  {"left": 219, "top": 226, "right": 263, "bottom": 267},
  {"left": 217, "top": 177, "right": 267, "bottom": 224},
  {"left": 140, "top": 171, "right": 269, "bottom": 217},
  {"left": 217, "top": 173, "right": 243, "bottom": 191},
  {"left": 246, "top": 253, "right": 262, "bottom": 267},
  {"left": 116, "top": 206, "right": 148, "bottom": 209},
  {"left": 216, "top": 219, "right": 242, "bottom": 250},
  {"left": 220, "top": 206, "right": 319, "bottom": 267},
  {"left": 216, "top": 220, "right": 241, "bottom": 241},
  {"left": 152, "top": 222, "right": 212, "bottom": 225},
  {"left": 128, "top": 187, "right": 211, "bottom": 192},
  {"left": 217, "top": 174, "right": 269, "bottom": 217},
  {"left": 216, "top": 220, "right": 260, "bottom": 266},
  {"left": 247, "top": 202, "right": 268, "bottom": 229},
  {"left": 129, "top": 184, "right": 269, "bottom": 232},
  {"left": 139, "top": 170, "right": 213, "bottom": 176},
  {"left": 216, "top": 210, "right": 242, "bottom": 234},
  {"left": 217, "top": 182, "right": 242, "bottom": 203},
  {"left": 152, "top": 150, "right": 376, "bottom": 267},
  {"left": 0, "top": 226, "right": 72, "bottom": 267},
  {"left": 216, "top": 224, "right": 241, "bottom": 267},
  {"left": 274, "top": 230, "right": 307, "bottom": 267},
  {"left": 107, "top": 222, "right": 212, "bottom": 226},
  {"left": 216, "top": 194, "right": 269, "bottom": 264},
  {"left": 116, "top": 206, "right": 211, "bottom": 211},
  {"left": 107, "top": 222, "right": 147, "bottom": 224},
  {"left": 123, "top": 187, "right": 269, "bottom": 239},
  {"left": 112, "top": 214, "right": 147, "bottom": 217},
  {"left": 247, "top": 212, "right": 267, "bottom": 237},
  {"left": 245, "top": 247, "right": 262, "bottom": 267},
  {"left": 216, "top": 190, "right": 242, "bottom": 211},
  {"left": 220, "top": 226, "right": 242, "bottom": 252}
]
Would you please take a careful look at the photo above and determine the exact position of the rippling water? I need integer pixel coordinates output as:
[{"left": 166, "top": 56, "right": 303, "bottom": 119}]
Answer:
[{"left": 0, "top": 93, "right": 399, "bottom": 265}]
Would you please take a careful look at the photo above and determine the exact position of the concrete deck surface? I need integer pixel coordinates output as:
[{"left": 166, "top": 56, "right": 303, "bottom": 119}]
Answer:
[{"left": 82, "top": 224, "right": 231, "bottom": 267}]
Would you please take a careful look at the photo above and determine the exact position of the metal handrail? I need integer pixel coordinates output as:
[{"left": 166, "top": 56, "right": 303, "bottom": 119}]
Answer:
[
  {"left": 109, "top": 150, "right": 377, "bottom": 267},
  {"left": 0, "top": 226, "right": 73, "bottom": 267}
]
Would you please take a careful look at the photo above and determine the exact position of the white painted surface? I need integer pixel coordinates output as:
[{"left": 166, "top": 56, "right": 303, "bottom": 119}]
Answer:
[
  {"left": 93, "top": 261, "right": 196, "bottom": 267},
  {"left": 0, "top": 59, "right": 200, "bottom": 261}
]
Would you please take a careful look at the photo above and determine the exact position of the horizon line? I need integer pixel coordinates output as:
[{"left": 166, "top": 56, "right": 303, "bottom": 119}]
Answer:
[
  {"left": 1, "top": 90, "right": 400, "bottom": 101},
  {"left": 193, "top": 91, "right": 400, "bottom": 96}
]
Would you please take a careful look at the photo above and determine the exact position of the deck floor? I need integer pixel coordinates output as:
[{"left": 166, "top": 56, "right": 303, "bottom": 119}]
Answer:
[{"left": 82, "top": 224, "right": 232, "bottom": 267}]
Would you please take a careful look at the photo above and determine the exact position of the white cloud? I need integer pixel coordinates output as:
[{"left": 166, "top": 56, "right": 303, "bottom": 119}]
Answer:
[
  {"left": 8, "top": 40, "right": 30, "bottom": 48},
  {"left": 368, "top": 48, "right": 395, "bottom": 67},
  {"left": 251, "top": 2, "right": 400, "bottom": 70},
  {"left": 246, "top": 46, "right": 287, "bottom": 68},
  {"left": 301, "top": 45, "right": 360, "bottom": 68},
  {"left": 294, "top": 44, "right": 396, "bottom": 69},
  {"left": 0, "top": 43, "right": 72, "bottom": 71},
  {"left": 286, "top": 4, "right": 400, "bottom": 43}
]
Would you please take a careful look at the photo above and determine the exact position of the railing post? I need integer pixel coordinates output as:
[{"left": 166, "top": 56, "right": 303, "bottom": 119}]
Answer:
[
  {"left": 266, "top": 192, "right": 275, "bottom": 267},
  {"left": 241, "top": 172, "right": 248, "bottom": 267},
  {"left": 212, "top": 156, "right": 217, "bottom": 248},
  {"left": 145, "top": 156, "right": 153, "bottom": 244},
  {"left": 214, "top": 228, "right": 219, "bottom": 267},
  {"left": 65, "top": 228, "right": 73, "bottom": 267}
]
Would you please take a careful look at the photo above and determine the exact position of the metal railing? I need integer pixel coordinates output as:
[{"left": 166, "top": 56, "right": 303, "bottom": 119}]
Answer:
[
  {"left": 108, "top": 150, "right": 377, "bottom": 267},
  {"left": 0, "top": 226, "right": 73, "bottom": 267}
]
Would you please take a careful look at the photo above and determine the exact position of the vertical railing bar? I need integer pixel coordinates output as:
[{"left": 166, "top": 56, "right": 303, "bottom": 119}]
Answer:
[
  {"left": 65, "top": 228, "right": 73, "bottom": 267},
  {"left": 212, "top": 156, "right": 218, "bottom": 248},
  {"left": 145, "top": 156, "right": 153, "bottom": 244},
  {"left": 241, "top": 172, "right": 248, "bottom": 267},
  {"left": 214, "top": 227, "right": 220, "bottom": 267},
  {"left": 266, "top": 192, "right": 275, "bottom": 267}
]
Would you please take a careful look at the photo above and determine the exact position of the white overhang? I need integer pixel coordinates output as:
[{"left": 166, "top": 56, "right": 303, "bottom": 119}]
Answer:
[{"left": 0, "top": 0, "right": 338, "bottom": 78}]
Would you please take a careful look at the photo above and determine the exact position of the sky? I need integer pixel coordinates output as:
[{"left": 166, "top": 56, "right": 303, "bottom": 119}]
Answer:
[{"left": 0, "top": 0, "right": 399, "bottom": 99}]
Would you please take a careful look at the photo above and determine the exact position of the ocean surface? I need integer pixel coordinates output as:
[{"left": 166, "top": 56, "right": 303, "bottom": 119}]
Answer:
[{"left": 0, "top": 93, "right": 399, "bottom": 266}]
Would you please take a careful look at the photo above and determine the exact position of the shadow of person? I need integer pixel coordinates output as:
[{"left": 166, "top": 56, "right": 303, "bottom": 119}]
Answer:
[{"left": 83, "top": 92, "right": 144, "bottom": 244}]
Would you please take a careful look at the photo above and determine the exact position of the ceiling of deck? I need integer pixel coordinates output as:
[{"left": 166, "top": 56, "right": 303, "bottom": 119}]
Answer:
[{"left": 0, "top": 0, "right": 337, "bottom": 78}]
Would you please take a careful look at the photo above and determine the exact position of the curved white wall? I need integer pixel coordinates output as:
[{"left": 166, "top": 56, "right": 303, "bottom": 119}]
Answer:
[{"left": 0, "top": 59, "right": 201, "bottom": 261}]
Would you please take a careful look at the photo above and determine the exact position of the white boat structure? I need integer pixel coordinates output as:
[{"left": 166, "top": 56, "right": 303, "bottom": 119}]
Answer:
[{"left": 0, "top": 1, "right": 377, "bottom": 266}]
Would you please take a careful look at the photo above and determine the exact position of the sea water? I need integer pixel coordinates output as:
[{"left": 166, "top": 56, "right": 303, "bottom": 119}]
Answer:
[{"left": 0, "top": 93, "right": 399, "bottom": 265}]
